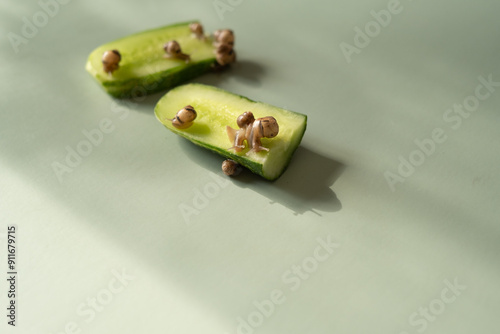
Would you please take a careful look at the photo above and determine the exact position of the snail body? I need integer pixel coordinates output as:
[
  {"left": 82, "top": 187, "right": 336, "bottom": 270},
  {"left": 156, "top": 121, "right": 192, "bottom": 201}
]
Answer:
[
  {"left": 226, "top": 112, "right": 279, "bottom": 153},
  {"left": 164, "top": 40, "right": 190, "bottom": 62}
]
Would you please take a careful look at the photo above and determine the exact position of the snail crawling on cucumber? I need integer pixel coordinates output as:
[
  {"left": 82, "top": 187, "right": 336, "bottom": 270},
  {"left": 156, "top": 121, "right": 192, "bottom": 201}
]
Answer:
[
  {"left": 87, "top": 22, "right": 306, "bottom": 180},
  {"left": 86, "top": 21, "right": 237, "bottom": 98},
  {"left": 155, "top": 84, "right": 306, "bottom": 181}
]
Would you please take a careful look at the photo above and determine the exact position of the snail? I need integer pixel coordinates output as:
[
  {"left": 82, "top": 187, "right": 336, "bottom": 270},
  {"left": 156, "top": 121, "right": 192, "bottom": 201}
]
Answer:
[
  {"left": 163, "top": 40, "right": 190, "bottom": 62},
  {"left": 250, "top": 116, "right": 279, "bottom": 152},
  {"left": 226, "top": 111, "right": 279, "bottom": 153},
  {"left": 222, "top": 159, "right": 242, "bottom": 176},
  {"left": 102, "top": 50, "right": 121, "bottom": 74},
  {"left": 167, "top": 105, "right": 197, "bottom": 129},
  {"left": 226, "top": 111, "right": 254, "bottom": 152},
  {"left": 213, "top": 29, "right": 234, "bottom": 47},
  {"left": 212, "top": 29, "right": 236, "bottom": 66},
  {"left": 189, "top": 22, "right": 205, "bottom": 40},
  {"left": 215, "top": 43, "right": 236, "bottom": 66}
]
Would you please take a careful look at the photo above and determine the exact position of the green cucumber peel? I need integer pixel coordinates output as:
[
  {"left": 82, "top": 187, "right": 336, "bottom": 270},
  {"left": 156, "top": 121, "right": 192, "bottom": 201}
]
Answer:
[
  {"left": 155, "top": 84, "right": 307, "bottom": 180},
  {"left": 86, "top": 21, "right": 217, "bottom": 98}
]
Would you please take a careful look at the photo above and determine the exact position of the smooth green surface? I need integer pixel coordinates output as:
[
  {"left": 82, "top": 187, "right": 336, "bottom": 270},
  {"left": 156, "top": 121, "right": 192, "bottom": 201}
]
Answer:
[
  {"left": 1, "top": 1, "right": 499, "bottom": 334},
  {"left": 155, "top": 84, "right": 307, "bottom": 180},
  {"left": 86, "top": 21, "right": 217, "bottom": 97}
]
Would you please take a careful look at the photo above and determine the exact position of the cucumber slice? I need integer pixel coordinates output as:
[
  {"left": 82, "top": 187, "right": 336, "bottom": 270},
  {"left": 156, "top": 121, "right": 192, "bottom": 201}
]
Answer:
[
  {"left": 85, "top": 21, "right": 217, "bottom": 98},
  {"left": 155, "top": 84, "right": 307, "bottom": 180}
]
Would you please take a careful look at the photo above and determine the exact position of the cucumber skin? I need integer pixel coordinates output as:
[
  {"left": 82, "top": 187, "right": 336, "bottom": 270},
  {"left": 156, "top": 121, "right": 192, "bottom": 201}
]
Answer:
[
  {"left": 85, "top": 21, "right": 217, "bottom": 98},
  {"left": 91, "top": 58, "right": 216, "bottom": 98},
  {"left": 185, "top": 125, "right": 307, "bottom": 181},
  {"left": 155, "top": 84, "right": 307, "bottom": 181},
  {"left": 172, "top": 130, "right": 265, "bottom": 178}
]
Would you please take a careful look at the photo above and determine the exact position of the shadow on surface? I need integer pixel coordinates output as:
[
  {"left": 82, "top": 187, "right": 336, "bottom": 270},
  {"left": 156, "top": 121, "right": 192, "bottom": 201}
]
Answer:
[
  {"left": 4, "top": 3, "right": 500, "bottom": 332},
  {"left": 114, "top": 59, "right": 266, "bottom": 111},
  {"left": 179, "top": 138, "right": 344, "bottom": 215},
  {"left": 224, "top": 59, "right": 266, "bottom": 87},
  {"left": 188, "top": 59, "right": 265, "bottom": 88}
]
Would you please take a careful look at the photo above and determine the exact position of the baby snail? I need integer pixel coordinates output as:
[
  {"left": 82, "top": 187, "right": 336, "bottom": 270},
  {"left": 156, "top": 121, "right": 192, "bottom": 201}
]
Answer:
[
  {"left": 212, "top": 29, "right": 236, "bottom": 67},
  {"left": 215, "top": 44, "right": 236, "bottom": 66},
  {"left": 189, "top": 22, "right": 205, "bottom": 40},
  {"left": 222, "top": 159, "right": 242, "bottom": 176},
  {"left": 164, "top": 40, "right": 190, "bottom": 62},
  {"left": 102, "top": 50, "right": 121, "bottom": 75},
  {"left": 167, "top": 105, "right": 197, "bottom": 129},
  {"left": 213, "top": 29, "right": 234, "bottom": 47},
  {"left": 226, "top": 111, "right": 279, "bottom": 153}
]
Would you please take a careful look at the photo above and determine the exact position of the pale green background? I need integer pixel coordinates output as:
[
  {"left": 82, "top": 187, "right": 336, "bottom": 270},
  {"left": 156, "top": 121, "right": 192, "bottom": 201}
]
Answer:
[{"left": 1, "top": 0, "right": 499, "bottom": 333}]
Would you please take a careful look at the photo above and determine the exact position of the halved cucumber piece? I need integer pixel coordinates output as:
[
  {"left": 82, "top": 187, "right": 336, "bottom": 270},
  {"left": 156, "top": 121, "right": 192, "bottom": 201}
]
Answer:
[
  {"left": 86, "top": 21, "right": 217, "bottom": 98},
  {"left": 155, "top": 84, "right": 307, "bottom": 180}
]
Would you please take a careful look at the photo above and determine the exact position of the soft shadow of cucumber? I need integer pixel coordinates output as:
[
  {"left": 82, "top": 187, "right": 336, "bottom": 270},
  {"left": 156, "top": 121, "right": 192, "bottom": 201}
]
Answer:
[
  {"left": 196, "top": 60, "right": 265, "bottom": 88},
  {"left": 113, "top": 60, "right": 265, "bottom": 110},
  {"left": 178, "top": 138, "right": 344, "bottom": 215}
]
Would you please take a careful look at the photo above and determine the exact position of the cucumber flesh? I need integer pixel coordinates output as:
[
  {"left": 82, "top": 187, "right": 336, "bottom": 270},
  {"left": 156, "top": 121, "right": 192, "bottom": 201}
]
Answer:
[
  {"left": 86, "top": 21, "right": 217, "bottom": 98},
  {"left": 155, "top": 84, "right": 307, "bottom": 180}
]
